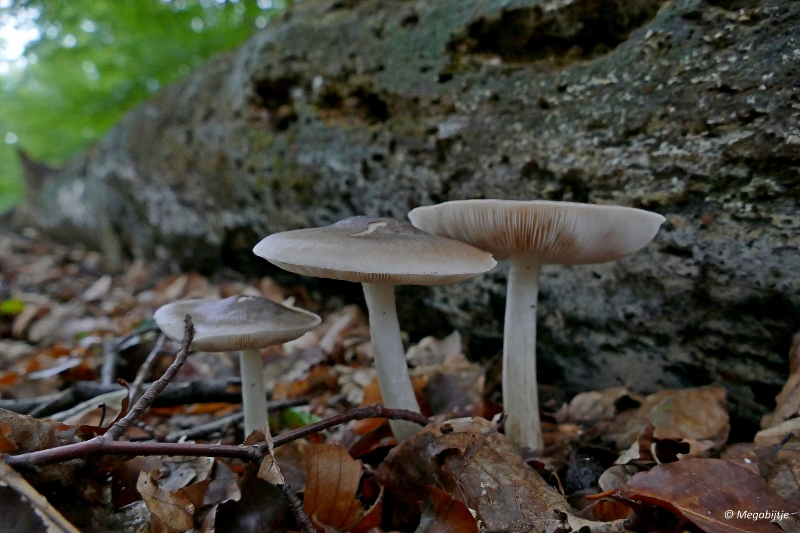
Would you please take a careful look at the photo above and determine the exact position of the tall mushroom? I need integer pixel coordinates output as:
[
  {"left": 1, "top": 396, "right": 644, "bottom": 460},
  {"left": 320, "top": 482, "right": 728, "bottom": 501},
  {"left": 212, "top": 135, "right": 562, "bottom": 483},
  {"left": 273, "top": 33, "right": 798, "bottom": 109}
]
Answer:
[
  {"left": 253, "top": 216, "right": 496, "bottom": 441},
  {"left": 154, "top": 295, "right": 321, "bottom": 436},
  {"left": 409, "top": 200, "right": 665, "bottom": 450}
]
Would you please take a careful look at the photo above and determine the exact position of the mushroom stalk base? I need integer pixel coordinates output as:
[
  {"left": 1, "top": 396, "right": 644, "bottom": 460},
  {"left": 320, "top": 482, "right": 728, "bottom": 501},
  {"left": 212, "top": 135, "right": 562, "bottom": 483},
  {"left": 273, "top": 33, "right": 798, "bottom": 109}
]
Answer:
[
  {"left": 362, "top": 282, "right": 422, "bottom": 441},
  {"left": 503, "top": 256, "right": 544, "bottom": 450},
  {"left": 240, "top": 349, "right": 269, "bottom": 437}
]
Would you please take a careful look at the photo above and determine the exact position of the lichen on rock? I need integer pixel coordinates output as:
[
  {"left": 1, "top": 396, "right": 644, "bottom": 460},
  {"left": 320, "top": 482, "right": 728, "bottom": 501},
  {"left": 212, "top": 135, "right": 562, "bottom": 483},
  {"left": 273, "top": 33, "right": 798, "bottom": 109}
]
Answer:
[{"left": 10, "top": 0, "right": 800, "bottom": 430}]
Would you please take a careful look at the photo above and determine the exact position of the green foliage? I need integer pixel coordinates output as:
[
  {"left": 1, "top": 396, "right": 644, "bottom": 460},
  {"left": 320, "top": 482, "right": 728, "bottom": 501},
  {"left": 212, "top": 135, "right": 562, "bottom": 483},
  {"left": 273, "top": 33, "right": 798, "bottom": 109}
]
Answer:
[
  {"left": 0, "top": 0, "right": 284, "bottom": 211},
  {"left": 0, "top": 298, "right": 25, "bottom": 315}
]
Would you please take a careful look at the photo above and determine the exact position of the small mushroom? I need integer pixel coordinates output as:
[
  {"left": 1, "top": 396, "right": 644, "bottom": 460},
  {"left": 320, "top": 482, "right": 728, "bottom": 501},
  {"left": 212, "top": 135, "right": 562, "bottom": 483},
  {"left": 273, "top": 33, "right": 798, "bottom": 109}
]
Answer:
[
  {"left": 154, "top": 295, "right": 321, "bottom": 436},
  {"left": 409, "top": 200, "right": 665, "bottom": 450},
  {"left": 253, "top": 216, "right": 496, "bottom": 441}
]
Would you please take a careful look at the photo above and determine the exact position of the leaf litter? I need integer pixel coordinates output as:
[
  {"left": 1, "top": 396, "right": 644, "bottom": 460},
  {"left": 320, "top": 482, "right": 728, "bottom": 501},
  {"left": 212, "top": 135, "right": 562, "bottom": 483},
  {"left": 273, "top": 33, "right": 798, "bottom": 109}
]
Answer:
[{"left": 0, "top": 230, "right": 799, "bottom": 531}]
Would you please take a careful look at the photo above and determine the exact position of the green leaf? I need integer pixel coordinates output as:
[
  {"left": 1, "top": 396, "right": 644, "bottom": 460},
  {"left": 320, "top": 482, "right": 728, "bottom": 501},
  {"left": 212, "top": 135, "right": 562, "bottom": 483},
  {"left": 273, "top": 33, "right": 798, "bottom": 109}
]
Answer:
[
  {"left": 0, "top": 299, "right": 26, "bottom": 316},
  {"left": 280, "top": 406, "right": 320, "bottom": 429}
]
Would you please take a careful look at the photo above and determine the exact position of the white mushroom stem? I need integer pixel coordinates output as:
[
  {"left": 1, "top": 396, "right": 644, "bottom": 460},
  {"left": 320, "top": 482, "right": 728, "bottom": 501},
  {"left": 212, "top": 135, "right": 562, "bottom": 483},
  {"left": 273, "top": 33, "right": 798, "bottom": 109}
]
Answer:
[
  {"left": 239, "top": 349, "right": 269, "bottom": 437},
  {"left": 503, "top": 255, "right": 544, "bottom": 450},
  {"left": 362, "top": 282, "right": 422, "bottom": 441}
]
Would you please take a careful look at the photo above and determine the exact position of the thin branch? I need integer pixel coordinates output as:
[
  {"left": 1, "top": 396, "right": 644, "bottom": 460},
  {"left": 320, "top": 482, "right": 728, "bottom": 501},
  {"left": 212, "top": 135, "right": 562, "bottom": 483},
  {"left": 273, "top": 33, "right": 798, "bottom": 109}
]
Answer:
[
  {"left": 128, "top": 333, "right": 166, "bottom": 402},
  {"left": 0, "top": 460, "right": 82, "bottom": 533},
  {"left": 100, "top": 337, "right": 118, "bottom": 386},
  {"left": 0, "top": 379, "right": 243, "bottom": 416},
  {"left": 164, "top": 397, "right": 308, "bottom": 442},
  {"left": 4, "top": 404, "right": 429, "bottom": 468},
  {"left": 104, "top": 316, "right": 194, "bottom": 441},
  {"left": 282, "top": 483, "right": 315, "bottom": 533},
  {"left": 270, "top": 404, "right": 429, "bottom": 449}
]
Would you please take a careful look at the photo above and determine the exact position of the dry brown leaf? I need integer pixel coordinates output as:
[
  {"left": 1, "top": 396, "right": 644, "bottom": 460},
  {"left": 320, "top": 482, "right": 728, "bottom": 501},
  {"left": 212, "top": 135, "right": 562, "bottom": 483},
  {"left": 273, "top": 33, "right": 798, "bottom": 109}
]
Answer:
[
  {"left": 272, "top": 364, "right": 340, "bottom": 400},
  {"left": 405, "top": 331, "right": 462, "bottom": 367},
  {"left": 258, "top": 455, "right": 285, "bottom": 485},
  {"left": 722, "top": 442, "right": 800, "bottom": 505},
  {"left": 619, "top": 458, "right": 799, "bottom": 533},
  {"left": 755, "top": 418, "right": 800, "bottom": 446},
  {"left": 568, "top": 387, "right": 642, "bottom": 424},
  {"left": 273, "top": 439, "right": 312, "bottom": 488},
  {"left": 762, "top": 375, "right": 800, "bottom": 430},
  {"left": 610, "top": 385, "right": 729, "bottom": 451},
  {"left": 414, "top": 486, "right": 479, "bottom": 533},
  {"left": 304, "top": 443, "right": 364, "bottom": 530},
  {"left": 137, "top": 469, "right": 210, "bottom": 532},
  {"left": 0, "top": 421, "right": 17, "bottom": 452},
  {"left": 257, "top": 423, "right": 286, "bottom": 485},
  {"left": 418, "top": 357, "right": 484, "bottom": 418},
  {"left": 203, "top": 461, "right": 241, "bottom": 507},
  {"left": 0, "top": 408, "right": 80, "bottom": 453},
  {"left": 375, "top": 417, "right": 616, "bottom": 533}
]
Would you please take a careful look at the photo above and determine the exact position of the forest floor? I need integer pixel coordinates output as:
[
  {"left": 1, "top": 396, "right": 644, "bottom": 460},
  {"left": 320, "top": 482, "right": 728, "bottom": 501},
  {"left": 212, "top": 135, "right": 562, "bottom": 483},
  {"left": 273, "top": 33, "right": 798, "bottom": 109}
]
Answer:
[{"left": 0, "top": 227, "right": 799, "bottom": 533}]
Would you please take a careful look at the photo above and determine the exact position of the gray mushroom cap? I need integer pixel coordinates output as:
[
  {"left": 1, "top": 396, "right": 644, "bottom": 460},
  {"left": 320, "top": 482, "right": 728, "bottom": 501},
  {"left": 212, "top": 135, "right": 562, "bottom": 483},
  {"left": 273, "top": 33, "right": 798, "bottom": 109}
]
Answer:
[
  {"left": 153, "top": 295, "right": 321, "bottom": 352},
  {"left": 253, "top": 216, "right": 497, "bottom": 285},
  {"left": 408, "top": 200, "right": 666, "bottom": 263}
]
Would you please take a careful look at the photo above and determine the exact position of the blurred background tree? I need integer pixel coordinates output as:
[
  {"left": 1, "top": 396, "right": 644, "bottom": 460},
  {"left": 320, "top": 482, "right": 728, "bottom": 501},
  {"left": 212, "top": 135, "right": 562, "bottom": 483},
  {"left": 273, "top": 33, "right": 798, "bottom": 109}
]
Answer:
[{"left": 0, "top": 0, "right": 286, "bottom": 212}]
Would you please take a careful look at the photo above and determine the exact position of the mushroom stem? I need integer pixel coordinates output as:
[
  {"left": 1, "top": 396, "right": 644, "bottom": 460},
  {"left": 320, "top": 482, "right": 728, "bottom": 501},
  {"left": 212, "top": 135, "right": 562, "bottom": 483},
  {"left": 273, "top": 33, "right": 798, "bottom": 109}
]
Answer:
[
  {"left": 362, "top": 282, "right": 422, "bottom": 441},
  {"left": 503, "top": 255, "right": 543, "bottom": 450},
  {"left": 239, "top": 349, "right": 269, "bottom": 437}
]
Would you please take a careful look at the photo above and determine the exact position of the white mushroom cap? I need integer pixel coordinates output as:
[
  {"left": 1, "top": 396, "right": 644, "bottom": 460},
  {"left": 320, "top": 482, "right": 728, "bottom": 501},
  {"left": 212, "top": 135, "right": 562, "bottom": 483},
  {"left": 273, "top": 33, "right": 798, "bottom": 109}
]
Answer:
[
  {"left": 154, "top": 295, "right": 321, "bottom": 352},
  {"left": 252, "top": 216, "right": 497, "bottom": 285},
  {"left": 408, "top": 200, "right": 666, "bottom": 263}
]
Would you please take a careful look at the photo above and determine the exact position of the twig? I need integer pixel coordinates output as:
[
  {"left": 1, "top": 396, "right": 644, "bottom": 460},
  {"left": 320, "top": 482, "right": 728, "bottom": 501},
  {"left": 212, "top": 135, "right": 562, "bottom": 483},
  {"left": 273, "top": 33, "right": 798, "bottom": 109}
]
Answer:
[
  {"left": 24, "top": 389, "right": 73, "bottom": 418},
  {"left": 0, "top": 460, "right": 82, "bottom": 533},
  {"left": 282, "top": 483, "right": 315, "bottom": 533},
  {"left": 116, "top": 326, "right": 160, "bottom": 350},
  {"left": 269, "top": 404, "right": 428, "bottom": 449},
  {"left": 100, "top": 337, "right": 117, "bottom": 386},
  {"left": 127, "top": 333, "right": 166, "bottom": 402},
  {"left": 104, "top": 316, "right": 194, "bottom": 441},
  {"left": 0, "top": 379, "right": 243, "bottom": 416},
  {"left": 164, "top": 397, "right": 309, "bottom": 442},
  {"left": 4, "top": 404, "right": 429, "bottom": 468}
]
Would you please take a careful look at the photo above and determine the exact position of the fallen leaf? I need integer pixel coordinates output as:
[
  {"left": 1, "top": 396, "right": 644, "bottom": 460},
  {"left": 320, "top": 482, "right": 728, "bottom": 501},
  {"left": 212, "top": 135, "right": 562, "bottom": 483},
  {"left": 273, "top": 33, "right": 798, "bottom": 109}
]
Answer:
[
  {"left": 619, "top": 458, "right": 798, "bottom": 533},
  {"left": 0, "top": 421, "right": 17, "bottom": 452},
  {"left": 722, "top": 442, "right": 800, "bottom": 505},
  {"left": 568, "top": 387, "right": 642, "bottom": 424},
  {"left": 304, "top": 443, "right": 364, "bottom": 530},
  {"left": 415, "top": 486, "right": 478, "bottom": 533},
  {"left": 0, "top": 408, "right": 80, "bottom": 453},
  {"left": 203, "top": 461, "right": 241, "bottom": 507},
  {"left": 757, "top": 418, "right": 800, "bottom": 446},
  {"left": 405, "top": 331, "right": 462, "bottom": 367},
  {"left": 419, "top": 357, "right": 484, "bottom": 418},
  {"left": 137, "top": 468, "right": 210, "bottom": 532},
  {"left": 257, "top": 422, "right": 286, "bottom": 485},
  {"left": 375, "top": 417, "right": 612, "bottom": 532},
  {"left": 610, "top": 385, "right": 729, "bottom": 451}
]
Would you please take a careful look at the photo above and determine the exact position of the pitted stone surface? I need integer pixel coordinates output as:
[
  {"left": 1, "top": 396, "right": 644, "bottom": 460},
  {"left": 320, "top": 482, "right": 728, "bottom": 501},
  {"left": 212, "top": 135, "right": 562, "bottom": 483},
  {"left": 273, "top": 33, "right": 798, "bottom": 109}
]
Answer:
[{"left": 11, "top": 0, "right": 800, "bottom": 428}]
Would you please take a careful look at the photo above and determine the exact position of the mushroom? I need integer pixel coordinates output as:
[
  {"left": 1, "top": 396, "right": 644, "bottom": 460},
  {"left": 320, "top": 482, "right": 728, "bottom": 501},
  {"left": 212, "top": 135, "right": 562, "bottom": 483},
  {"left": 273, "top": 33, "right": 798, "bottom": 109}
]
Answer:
[
  {"left": 253, "top": 216, "right": 496, "bottom": 441},
  {"left": 154, "top": 295, "right": 321, "bottom": 436},
  {"left": 408, "top": 200, "right": 665, "bottom": 450}
]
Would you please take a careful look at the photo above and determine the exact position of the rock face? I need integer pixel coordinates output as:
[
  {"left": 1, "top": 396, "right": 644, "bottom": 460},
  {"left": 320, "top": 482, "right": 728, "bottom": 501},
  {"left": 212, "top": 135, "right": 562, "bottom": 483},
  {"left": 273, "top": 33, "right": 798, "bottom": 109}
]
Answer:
[{"left": 11, "top": 0, "right": 800, "bottom": 429}]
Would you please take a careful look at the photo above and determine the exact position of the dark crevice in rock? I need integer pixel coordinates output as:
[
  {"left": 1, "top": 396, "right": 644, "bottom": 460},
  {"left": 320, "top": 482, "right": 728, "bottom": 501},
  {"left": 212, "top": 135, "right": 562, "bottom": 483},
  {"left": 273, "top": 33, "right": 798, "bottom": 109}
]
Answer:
[
  {"left": 705, "top": 0, "right": 761, "bottom": 10},
  {"left": 251, "top": 75, "right": 300, "bottom": 131},
  {"left": 448, "top": 0, "right": 667, "bottom": 65},
  {"left": 312, "top": 83, "right": 391, "bottom": 124}
]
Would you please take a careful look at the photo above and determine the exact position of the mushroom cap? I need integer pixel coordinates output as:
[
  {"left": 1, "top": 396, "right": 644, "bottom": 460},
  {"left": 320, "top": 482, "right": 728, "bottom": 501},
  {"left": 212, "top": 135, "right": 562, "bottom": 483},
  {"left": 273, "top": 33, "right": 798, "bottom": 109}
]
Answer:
[
  {"left": 408, "top": 200, "right": 665, "bottom": 263},
  {"left": 153, "top": 295, "right": 321, "bottom": 352},
  {"left": 253, "top": 216, "right": 497, "bottom": 285}
]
